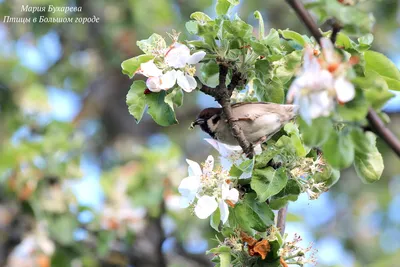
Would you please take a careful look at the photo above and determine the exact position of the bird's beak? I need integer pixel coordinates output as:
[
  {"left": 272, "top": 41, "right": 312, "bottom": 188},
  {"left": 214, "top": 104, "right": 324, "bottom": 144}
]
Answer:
[{"left": 189, "top": 118, "right": 204, "bottom": 129}]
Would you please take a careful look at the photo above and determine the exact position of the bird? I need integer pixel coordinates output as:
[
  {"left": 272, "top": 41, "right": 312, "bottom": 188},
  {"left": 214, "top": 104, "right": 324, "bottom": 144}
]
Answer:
[{"left": 190, "top": 102, "right": 298, "bottom": 146}]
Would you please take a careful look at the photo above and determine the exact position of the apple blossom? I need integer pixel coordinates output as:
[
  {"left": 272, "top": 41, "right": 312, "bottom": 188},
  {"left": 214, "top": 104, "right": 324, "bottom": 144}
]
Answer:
[
  {"left": 287, "top": 38, "right": 355, "bottom": 124},
  {"left": 7, "top": 222, "right": 55, "bottom": 267},
  {"left": 205, "top": 138, "right": 261, "bottom": 179},
  {"left": 178, "top": 155, "right": 239, "bottom": 223},
  {"left": 101, "top": 202, "right": 146, "bottom": 233},
  {"left": 135, "top": 38, "right": 206, "bottom": 93}
]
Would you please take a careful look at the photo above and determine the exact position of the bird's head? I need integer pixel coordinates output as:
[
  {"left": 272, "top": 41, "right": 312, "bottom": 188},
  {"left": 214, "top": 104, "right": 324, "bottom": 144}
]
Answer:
[{"left": 190, "top": 107, "right": 222, "bottom": 136}]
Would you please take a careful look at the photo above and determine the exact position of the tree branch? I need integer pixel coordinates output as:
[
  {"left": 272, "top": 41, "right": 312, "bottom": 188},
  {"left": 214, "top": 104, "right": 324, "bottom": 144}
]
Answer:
[
  {"left": 200, "top": 63, "right": 254, "bottom": 158},
  {"left": 277, "top": 205, "right": 288, "bottom": 236},
  {"left": 367, "top": 108, "right": 400, "bottom": 157},
  {"left": 285, "top": 0, "right": 400, "bottom": 158}
]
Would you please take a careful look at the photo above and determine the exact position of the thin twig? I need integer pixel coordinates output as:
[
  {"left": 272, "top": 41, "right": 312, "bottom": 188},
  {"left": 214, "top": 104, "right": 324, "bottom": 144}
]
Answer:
[
  {"left": 285, "top": 0, "right": 400, "bottom": 158},
  {"left": 277, "top": 205, "right": 288, "bottom": 236},
  {"left": 367, "top": 108, "right": 400, "bottom": 157},
  {"left": 328, "top": 18, "right": 343, "bottom": 43}
]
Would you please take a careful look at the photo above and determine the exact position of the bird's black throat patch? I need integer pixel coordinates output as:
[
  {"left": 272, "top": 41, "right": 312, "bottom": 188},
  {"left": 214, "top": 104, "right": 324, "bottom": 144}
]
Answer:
[{"left": 200, "top": 122, "right": 215, "bottom": 139}]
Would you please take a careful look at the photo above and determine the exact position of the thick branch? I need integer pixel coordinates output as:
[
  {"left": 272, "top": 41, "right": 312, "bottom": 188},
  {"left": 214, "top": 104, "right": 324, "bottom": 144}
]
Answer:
[
  {"left": 285, "top": 0, "right": 400, "bottom": 158},
  {"left": 277, "top": 205, "right": 288, "bottom": 236}
]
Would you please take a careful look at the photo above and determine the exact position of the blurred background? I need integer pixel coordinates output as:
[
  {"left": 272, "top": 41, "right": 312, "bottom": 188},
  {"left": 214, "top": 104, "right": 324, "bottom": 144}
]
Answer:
[{"left": 0, "top": 0, "right": 399, "bottom": 266}]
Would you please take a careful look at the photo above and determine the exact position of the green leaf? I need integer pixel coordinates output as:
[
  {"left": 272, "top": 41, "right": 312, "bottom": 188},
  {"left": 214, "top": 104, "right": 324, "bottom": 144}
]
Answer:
[
  {"left": 251, "top": 167, "right": 288, "bottom": 202},
  {"left": 246, "top": 193, "right": 275, "bottom": 226},
  {"left": 219, "top": 252, "right": 231, "bottom": 267},
  {"left": 269, "top": 180, "right": 301, "bottom": 210},
  {"left": 232, "top": 193, "right": 274, "bottom": 232},
  {"left": 299, "top": 117, "right": 333, "bottom": 147},
  {"left": 335, "top": 33, "right": 354, "bottom": 50},
  {"left": 210, "top": 208, "right": 221, "bottom": 232},
  {"left": 221, "top": 17, "right": 253, "bottom": 40},
  {"left": 254, "top": 11, "right": 265, "bottom": 39},
  {"left": 357, "top": 33, "right": 373, "bottom": 51},
  {"left": 254, "top": 146, "right": 280, "bottom": 169},
  {"left": 190, "top": 12, "right": 212, "bottom": 23},
  {"left": 48, "top": 216, "right": 78, "bottom": 245},
  {"left": 121, "top": 55, "right": 154, "bottom": 78},
  {"left": 165, "top": 87, "right": 184, "bottom": 108},
  {"left": 313, "top": 164, "right": 341, "bottom": 188},
  {"left": 262, "top": 29, "right": 280, "bottom": 48},
  {"left": 364, "top": 51, "right": 400, "bottom": 91},
  {"left": 230, "top": 158, "right": 255, "bottom": 179},
  {"left": 337, "top": 88, "right": 369, "bottom": 121},
  {"left": 254, "top": 78, "right": 284, "bottom": 104},
  {"left": 97, "top": 231, "right": 116, "bottom": 257},
  {"left": 284, "top": 122, "right": 307, "bottom": 157},
  {"left": 323, "top": 130, "right": 354, "bottom": 169},
  {"left": 274, "top": 50, "right": 303, "bottom": 84},
  {"left": 145, "top": 91, "right": 178, "bottom": 126},
  {"left": 126, "top": 81, "right": 147, "bottom": 123},
  {"left": 186, "top": 21, "right": 198, "bottom": 35},
  {"left": 279, "top": 29, "right": 306, "bottom": 47},
  {"left": 353, "top": 71, "right": 395, "bottom": 109},
  {"left": 199, "top": 60, "right": 220, "bottom": 87},
  {"left": 216, "top": 0, "right": 231, "bottom": 16},
  {"left": 136, "top": 33, "right": 166, "bottom": 54},
  {"left": 207, "top": 246, "right": 231, "bottom": 254},
  {"left": 352, "top": 130, "right": 384, "bottom": 183}
]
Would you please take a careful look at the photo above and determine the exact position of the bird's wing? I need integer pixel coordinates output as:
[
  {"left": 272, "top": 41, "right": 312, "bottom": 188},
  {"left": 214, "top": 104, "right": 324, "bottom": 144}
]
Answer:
[{"left": 230, "top": 102, "right": 297, "bottom": 122}]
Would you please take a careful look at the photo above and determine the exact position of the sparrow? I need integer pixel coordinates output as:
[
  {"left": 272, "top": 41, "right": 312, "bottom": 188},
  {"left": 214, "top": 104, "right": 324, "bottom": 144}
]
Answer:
[{"left": 191, "top": 102, "right": 298, "bottom": 146}]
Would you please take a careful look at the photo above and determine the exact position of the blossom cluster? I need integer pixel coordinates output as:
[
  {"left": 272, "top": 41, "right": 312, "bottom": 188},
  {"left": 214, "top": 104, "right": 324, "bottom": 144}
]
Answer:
[
  {"left": 279, "top": 234, "right": 317, "bottom": 266},
  {"left": 136, "top": 33, "right": 205, "bottom": 93},
  {"left": 287, "top": 38, "right": 355, "bottom": 124},
  {"left": 178, "top": 155, "right": 239, "bottom": 224},
  {"left": 7, "top": 222, "right": 55, "bottom": 267},
  {"left": 290, "top": 155, "right": 328, "bottom": 200},
  {"left": 100, "top": 175, "right": 146, "bottom": 234}
]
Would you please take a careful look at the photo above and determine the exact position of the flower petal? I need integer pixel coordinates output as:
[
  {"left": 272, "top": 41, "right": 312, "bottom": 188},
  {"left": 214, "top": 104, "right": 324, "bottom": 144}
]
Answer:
[
  {"left": 184, "top": 74, "right": 197, "bottom": 92},
  {"left": 146, "top": 77, "right": 162, "bottom": 92},
  {"left": 303, "top": 48, "right": 320, "bottom": 73},
  {"left": 219, "top": 201, "right": 229, "bottom": 224},
  {"left": 222, "top": 184, "right": 239, "bottom": 204},
  {"left": 176, "top": 70, "right": 191, "bottom": 92},
  {"left": 321, "top": 37, "right": 335, "bottom": 64},
  {"left": 165, "top": 43, "right": 190, "bottom": 68},
  {"left": 187, "top": 51, "right": 206, "bottom": 64},
  {"left": 194, "top": 195, "right": 218, "bottom": 219},
  {"left": 139, "top": 60, "right": 163, "bottom": 77},
  {"left": 203, "top": 155, "right": 214, "bottom": 175},
  {"left": 186, "top": 159, "right": 202, "bottom": 176},
  {"left": 178, "top": 176, "right": 201, "bottom": 206},
  {"left": 334, "top": 77, "right": 355, "bottom": 103},
  {"left": 160, "top": 70, "right": 177, "bottom": 90},
  {"left": 308, "top": 91, "right": 334, "bottom": 120}
]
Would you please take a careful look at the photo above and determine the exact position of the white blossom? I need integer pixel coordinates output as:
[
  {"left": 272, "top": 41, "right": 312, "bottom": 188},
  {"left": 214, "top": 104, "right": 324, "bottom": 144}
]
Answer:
[
  {"left": 136, "top": 38, "right": 206, "bottom": 92},
  {"left": 287, "top": 38, "right": 355, "bottom": 124},
  {"left": 7, "top": 222, "right": 55, "bottom": 267},
  {"left": 205, "top": 138, "right": 261, "bottom": 179},
  {"left": 178, "top": 155, "right": 239, "bottom": 224}
]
